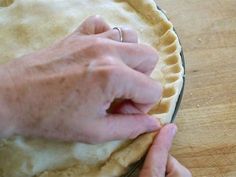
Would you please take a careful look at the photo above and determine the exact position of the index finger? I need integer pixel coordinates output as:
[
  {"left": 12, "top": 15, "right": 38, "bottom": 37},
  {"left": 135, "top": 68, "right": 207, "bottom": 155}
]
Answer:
[{"left": 139, "top": 124, "right": 177, "bottom": 177}]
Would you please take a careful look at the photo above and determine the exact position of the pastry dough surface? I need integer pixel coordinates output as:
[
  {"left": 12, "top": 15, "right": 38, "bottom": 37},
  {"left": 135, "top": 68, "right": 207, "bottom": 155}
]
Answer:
[{"left": 0, "top": 0, "right": 184, "bottom": 177}]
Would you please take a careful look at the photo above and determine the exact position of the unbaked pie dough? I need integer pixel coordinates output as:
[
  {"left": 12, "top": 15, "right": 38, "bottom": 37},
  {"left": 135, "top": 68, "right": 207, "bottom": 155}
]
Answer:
[{"left": 0, "top": 0, "right": 184, "bottom": 177}]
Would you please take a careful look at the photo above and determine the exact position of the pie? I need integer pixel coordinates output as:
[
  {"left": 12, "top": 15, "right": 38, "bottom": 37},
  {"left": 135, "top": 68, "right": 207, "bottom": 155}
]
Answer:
[{"left": 0, "top": 0, "right": 184, "bottom": 177}]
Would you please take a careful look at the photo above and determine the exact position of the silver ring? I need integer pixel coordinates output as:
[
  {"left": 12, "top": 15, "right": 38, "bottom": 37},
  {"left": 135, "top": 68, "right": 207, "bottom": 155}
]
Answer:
[{"left": 113, "top": 27, "right": 123, "bottom": 42}]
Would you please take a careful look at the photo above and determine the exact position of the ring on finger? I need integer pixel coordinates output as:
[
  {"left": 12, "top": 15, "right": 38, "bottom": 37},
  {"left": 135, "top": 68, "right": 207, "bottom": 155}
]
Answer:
[{"left": 113, "top": 27, "right": 123, "bottom": 42}]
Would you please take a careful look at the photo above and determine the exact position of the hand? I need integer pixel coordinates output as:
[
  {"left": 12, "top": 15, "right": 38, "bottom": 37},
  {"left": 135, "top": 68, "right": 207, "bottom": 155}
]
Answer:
[
  {"left": 140, "top": 124, "right": 192, "bottom": 177},
  {"left": 0, "top": 16, "right": 162, "bottom": 143}
]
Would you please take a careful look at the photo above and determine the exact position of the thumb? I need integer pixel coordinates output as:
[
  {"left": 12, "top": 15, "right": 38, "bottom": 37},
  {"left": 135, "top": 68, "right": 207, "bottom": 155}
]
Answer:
[
  {"left": 95, "top": 114, "right": 161, "bottom": 142},
  {"left": 139, "top": 124, "right": 177, "bottom": 177}
]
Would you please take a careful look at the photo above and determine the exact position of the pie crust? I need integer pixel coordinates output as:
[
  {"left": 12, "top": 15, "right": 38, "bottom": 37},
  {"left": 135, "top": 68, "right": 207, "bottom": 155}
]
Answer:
[{"left": 0, "top": 0, "right": 184, "bottom": 177}]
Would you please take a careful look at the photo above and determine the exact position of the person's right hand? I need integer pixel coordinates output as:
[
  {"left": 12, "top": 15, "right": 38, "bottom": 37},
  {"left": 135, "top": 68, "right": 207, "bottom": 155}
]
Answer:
[
  {"left": 0, "top": 15, "right": 162, "bottom": 143},
  {"left": 140, "top": 124, "right": 192, "bottom": 177}
]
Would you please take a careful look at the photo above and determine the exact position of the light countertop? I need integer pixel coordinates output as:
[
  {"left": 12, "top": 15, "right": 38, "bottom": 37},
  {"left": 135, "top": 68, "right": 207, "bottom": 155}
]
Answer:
[{"left": 157, "top": 0, "right": 236, "bottom": 176}]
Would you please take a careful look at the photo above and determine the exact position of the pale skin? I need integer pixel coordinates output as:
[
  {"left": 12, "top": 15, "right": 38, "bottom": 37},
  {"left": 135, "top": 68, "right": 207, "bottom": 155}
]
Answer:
[{"left": 0, "top": 16, "right": 191, "bottom": 176}]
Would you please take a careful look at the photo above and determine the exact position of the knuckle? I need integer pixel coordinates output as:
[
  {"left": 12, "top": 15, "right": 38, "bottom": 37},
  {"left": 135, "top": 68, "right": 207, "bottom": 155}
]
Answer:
[
  {"left": 101, "top": 64, "right": 123, "bottom": 80},
  {"left": 92, "top": 37, "right": 106, "bottom": 49},
  {"left": 91, "top": 38, "right": 116, "bottom": 55},
  {"left": 82, "top": 38, "right": 108, "bottom": 57},
  {"left": 91, "top": 64, "right": 121, "bottom": 94},
  {"left": 98, "top": 64, "right": 117, "bottom": 77},
  {"left": 102, "top": 56, "right": 118, "bottom": 66},
  {"left": 93, "top": 65, "right": 126, "bottom": 98},
  {"left": 89, "top": 56, "right": 118, "bottom": 69}
]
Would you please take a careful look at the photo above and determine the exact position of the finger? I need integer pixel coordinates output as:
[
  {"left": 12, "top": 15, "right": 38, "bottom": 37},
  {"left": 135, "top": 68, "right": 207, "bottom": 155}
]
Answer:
[
  {"left": 92, "top": 114, "right": 161, "bottom": 143},
  {"left": 111, "top": 66, "right": 163, "bottom": 105},
  {"left": 139, "top": 124, "right": 177, "bottom": 177},
  {"left": 110, "top": 99, "right": 154, "bottom": 114},
  {"left": 166, "top": 155, "right": 192, "bottom": 177},
  {"left": 113, "top": 41, "right": 159, "bottom": 74},
  {"left": 76, "top": 15, "right": 111, "bottom": 35},
  {"left": 98, "top": 27, "right": 138, "bottom": 43}
]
